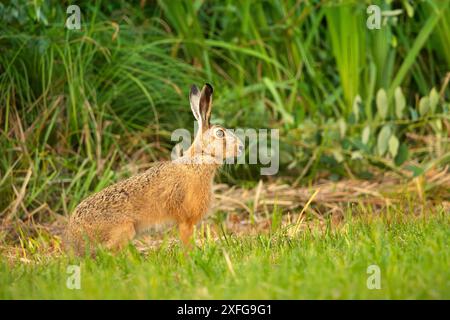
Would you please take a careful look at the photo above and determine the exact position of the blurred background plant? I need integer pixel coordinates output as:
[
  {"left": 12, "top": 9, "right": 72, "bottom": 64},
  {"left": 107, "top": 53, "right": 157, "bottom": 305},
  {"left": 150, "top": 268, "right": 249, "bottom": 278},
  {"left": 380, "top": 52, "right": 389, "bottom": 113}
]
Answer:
[{"left": 0, "top": 0, "right": 449, "bottom": 222}]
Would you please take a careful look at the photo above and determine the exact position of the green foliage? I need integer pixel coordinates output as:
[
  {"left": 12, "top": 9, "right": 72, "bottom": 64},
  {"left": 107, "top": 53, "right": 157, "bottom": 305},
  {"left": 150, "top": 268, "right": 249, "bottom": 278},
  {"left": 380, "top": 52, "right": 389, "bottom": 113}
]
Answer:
[
  {"left": 325, "top": 1, "right": 366, "bottom": 113},
  {"left": 394, "top": 87, "right": 406, "bottom": 119},
  {"left": 376, "top": 89, "right": 388, "bottom": 120},
  {"left": 0, "top": 0, "right": 449, "bottom": 218},
  {"left": 347, "top": 86, "right": 448, "bottom": 170}
]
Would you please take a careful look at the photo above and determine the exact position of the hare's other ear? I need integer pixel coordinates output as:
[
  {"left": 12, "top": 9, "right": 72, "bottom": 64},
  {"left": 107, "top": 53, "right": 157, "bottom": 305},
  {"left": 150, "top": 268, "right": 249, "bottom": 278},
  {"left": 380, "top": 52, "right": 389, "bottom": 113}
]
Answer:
[
  {"left": 189, "top": 84, "right": 201, "bottom": 124},
  {"left": 199, "top": 83, "right": 213, "bottom": 130}
]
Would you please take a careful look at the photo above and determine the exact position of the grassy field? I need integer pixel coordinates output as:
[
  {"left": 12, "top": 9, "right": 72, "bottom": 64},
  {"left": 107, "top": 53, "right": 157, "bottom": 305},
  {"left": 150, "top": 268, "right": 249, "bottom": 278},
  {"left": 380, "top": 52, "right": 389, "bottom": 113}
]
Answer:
[{"left": 1, "top": 207, "right": 449, "bottom": 299}]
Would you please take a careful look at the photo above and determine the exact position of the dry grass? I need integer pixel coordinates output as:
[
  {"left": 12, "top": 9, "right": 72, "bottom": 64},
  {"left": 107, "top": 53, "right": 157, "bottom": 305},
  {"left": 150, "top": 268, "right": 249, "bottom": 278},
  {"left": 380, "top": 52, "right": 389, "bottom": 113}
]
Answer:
[{"left": 213, "top": 166, "right": 450, "bottom": 215}]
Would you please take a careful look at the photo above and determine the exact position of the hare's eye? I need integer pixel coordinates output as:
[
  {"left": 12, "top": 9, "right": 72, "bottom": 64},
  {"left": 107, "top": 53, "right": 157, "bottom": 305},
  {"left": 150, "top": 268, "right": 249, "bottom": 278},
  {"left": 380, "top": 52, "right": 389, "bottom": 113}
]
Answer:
[{"left": 215, "top": 129, "right": 225, "bottom": 138}]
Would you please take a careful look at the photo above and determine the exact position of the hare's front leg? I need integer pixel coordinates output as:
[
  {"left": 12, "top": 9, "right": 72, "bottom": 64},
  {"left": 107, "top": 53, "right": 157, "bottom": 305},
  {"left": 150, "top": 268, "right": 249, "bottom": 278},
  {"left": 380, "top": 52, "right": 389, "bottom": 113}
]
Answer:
[{"left": 178, "top": 221, "right": 194, "bottom": 248}]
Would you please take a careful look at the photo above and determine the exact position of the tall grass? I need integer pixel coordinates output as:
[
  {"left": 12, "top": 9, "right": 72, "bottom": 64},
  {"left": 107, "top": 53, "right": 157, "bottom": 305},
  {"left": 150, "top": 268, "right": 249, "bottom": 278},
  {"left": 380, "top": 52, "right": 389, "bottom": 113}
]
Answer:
[
  {"left": 426, "top": 0, "right": 450, "bottom": 68},
  {"left": 0, "top": 0, "right": 449, "bottom": 222},
  {"left": 325, "top": 1, "right": 366, "bottom": 114},
  {"left": 0, "top": 1, "right": 200, "bottom": 217},
  {"left": 389, "top": 0, "right": 450, "bottom": 99}
]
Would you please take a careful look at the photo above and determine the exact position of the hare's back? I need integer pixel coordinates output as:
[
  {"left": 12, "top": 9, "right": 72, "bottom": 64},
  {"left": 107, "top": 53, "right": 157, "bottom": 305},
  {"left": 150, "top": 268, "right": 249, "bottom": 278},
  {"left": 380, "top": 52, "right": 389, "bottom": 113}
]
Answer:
[{"left": 71, "top": 162, "right": 169, "bottom": 218}]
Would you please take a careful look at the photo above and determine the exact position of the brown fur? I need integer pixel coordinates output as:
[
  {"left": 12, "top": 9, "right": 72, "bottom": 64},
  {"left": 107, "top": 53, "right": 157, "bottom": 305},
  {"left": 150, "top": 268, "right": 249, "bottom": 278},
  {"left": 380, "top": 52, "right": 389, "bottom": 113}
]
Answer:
[{"left": 64, "top": 84, "right": 243, "bottom": 255}]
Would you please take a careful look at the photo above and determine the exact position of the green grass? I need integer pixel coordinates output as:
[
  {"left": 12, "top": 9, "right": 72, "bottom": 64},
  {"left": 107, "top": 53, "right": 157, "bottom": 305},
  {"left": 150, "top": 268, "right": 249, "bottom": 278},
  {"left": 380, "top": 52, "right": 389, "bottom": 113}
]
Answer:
[{"left": 1, "top": 210, "right": 449, "bottom": 299}]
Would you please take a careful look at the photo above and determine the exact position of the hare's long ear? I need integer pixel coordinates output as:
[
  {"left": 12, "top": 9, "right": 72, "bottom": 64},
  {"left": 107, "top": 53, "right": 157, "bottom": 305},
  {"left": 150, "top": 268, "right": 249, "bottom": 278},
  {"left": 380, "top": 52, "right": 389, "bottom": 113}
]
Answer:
[
  {"left": 189, "top": 84, "right": 202, "bottom": 125},
  {"left": 199, "top": 83, "right": 213, "bottom": 130}
]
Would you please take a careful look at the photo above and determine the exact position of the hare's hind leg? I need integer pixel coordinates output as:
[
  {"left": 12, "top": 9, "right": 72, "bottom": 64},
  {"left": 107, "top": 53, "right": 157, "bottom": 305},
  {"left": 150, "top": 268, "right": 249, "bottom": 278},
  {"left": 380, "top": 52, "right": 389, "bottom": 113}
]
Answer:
[
  {"left": 105, "top": 221, "right": 136, "bottom": 251},
  {"left": 178, "top": 221, "right": 194, "bottom": 248}
]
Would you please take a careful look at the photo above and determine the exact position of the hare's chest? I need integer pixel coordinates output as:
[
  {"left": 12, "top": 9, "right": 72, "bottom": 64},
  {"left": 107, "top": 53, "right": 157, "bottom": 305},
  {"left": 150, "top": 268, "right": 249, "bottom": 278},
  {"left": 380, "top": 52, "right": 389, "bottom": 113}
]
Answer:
[{"left": 184, "top": 176, "right": 214, "bottom": 217}]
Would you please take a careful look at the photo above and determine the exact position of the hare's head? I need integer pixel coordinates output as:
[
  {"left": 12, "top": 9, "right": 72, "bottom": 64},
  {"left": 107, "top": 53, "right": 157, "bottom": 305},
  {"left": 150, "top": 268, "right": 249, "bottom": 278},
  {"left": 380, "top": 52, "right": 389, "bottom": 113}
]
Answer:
[{"left": 187, "top": 83, "right": 243, "bottom": 163}]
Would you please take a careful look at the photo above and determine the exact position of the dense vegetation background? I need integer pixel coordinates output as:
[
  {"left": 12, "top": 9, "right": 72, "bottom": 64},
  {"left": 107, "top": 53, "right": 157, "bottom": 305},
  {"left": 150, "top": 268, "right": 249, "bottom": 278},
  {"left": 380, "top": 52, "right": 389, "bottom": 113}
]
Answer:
[{"left": 0, "top": 0, "right": 449, "bottom": 221}]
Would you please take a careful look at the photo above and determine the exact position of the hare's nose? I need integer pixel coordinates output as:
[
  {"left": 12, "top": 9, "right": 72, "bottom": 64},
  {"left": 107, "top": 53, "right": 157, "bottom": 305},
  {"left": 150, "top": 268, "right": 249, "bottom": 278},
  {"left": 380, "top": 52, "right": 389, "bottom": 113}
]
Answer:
[{"left": 238, "top": 145, "right": 244, "bottom": 152}]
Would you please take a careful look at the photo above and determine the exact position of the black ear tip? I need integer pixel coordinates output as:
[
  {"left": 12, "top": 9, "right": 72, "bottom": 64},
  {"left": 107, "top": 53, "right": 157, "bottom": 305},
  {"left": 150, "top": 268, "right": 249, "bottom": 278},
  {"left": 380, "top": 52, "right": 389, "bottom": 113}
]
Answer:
[
  {"left": 205, "top": 83, "right": 213, "bottom": 93},
  {"left": 190, "top": 84, "right": 199, "bottom": 95}
]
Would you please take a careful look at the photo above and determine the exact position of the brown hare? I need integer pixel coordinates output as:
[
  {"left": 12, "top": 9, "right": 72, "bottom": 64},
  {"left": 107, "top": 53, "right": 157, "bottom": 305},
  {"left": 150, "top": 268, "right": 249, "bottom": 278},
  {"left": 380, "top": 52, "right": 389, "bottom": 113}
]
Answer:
[{"left": 64, "top": 83, "right": 243, "bottom": 255}]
